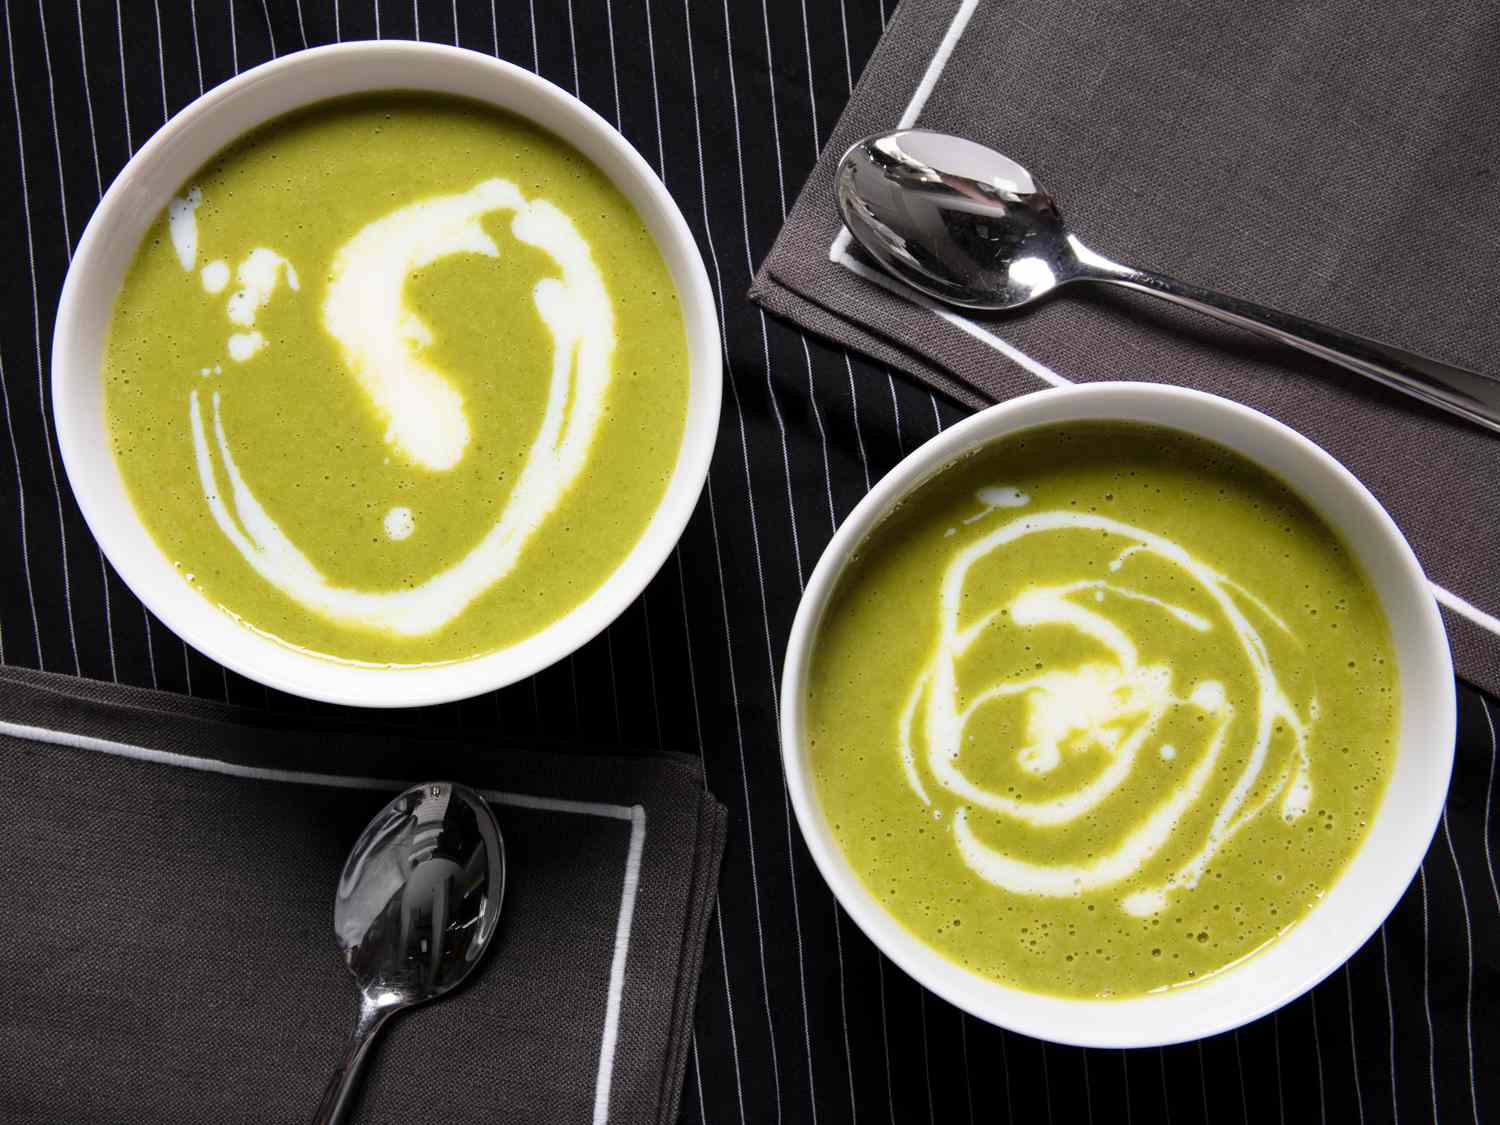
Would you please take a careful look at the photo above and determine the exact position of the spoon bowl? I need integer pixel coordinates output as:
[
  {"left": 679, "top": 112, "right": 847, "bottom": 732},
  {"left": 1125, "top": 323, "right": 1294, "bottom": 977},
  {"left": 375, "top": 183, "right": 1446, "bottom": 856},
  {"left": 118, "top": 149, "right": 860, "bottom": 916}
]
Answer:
[
  {"left": 837, "top": 129, "right": 1076, "bottom": 309},
  {"left": 836, "top": 128, "right": 1500, "bottom": 433},
  {"left": 314, "top": 781, "right": 505, "bottom": 1124}
]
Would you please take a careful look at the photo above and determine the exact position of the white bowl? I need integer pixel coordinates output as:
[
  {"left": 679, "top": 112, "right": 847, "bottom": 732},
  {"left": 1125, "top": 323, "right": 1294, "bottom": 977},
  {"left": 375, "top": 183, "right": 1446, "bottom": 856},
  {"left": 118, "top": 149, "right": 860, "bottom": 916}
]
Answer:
[
  {"left": 52, "top": 42, "right": 721, "bottom": 708},
  {"left": 780, "top": 382, "right": 1454, "bottom": 1048}
]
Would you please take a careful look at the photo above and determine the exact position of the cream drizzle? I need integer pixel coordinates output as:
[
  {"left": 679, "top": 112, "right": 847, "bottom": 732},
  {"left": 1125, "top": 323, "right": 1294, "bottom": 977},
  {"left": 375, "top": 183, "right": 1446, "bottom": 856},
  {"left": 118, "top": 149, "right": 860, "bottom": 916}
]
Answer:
[
  {"left": 898, "top": 508, "right": 1313, "bottom": 915},
  {"left": 168, "top": 187, "right": 202, "bottom": 270},
  {"left": 188, "top": 178, "right": 616, "bottom": 637}
]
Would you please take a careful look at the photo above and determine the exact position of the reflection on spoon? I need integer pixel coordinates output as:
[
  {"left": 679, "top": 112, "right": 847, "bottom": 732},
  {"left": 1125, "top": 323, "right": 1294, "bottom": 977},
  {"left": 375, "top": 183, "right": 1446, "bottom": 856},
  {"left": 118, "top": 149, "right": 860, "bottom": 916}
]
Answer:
[{"left": 312, "top": 781, "right": 505, "bottom": 1125}]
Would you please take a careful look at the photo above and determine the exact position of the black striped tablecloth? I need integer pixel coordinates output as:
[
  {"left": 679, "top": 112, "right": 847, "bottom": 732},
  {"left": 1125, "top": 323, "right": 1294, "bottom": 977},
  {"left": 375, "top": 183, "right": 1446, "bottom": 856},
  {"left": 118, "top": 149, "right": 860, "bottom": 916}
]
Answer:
[{"left": 0, "top": 3, "right": 1493, "bottom": 1122}]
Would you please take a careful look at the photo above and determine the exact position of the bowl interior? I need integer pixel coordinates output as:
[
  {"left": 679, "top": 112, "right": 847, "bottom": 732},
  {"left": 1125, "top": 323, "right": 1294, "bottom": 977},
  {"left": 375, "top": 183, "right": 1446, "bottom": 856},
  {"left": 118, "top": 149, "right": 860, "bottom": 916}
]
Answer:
[
  {"left": 53, "top": 43, "right": 720, "bottom": 707},
  {"left": 780, "top": 382, "right": 1454, "bottom": 1048}
]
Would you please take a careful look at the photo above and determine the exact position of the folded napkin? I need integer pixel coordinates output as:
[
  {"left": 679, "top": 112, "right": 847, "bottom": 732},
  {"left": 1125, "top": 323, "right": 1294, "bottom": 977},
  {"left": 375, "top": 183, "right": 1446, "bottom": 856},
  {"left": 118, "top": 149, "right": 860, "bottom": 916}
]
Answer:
[
  {"left": 0, "top": 666, "right": 725, "bottom": 1125},
  {"left": 752, "top": 0, "right": 1500, "bottom": 696}
]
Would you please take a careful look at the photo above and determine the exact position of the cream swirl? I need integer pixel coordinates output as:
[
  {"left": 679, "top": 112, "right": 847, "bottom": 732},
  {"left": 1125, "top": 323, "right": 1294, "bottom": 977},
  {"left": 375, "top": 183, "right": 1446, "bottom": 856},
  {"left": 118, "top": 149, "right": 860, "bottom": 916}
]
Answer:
[
  {"left": 899, "top": 496, "right": 1314, "bottom": 916},
  {"left": 185, "top": 178, "right": 616, "bottom": 637}
]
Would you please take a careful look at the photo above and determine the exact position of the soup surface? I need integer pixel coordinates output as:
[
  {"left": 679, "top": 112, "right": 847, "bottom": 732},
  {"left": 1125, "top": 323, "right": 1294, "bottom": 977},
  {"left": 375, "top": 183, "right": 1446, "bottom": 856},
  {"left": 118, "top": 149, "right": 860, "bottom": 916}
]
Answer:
[
  {"left": 105, "top": 93, "right": 689, "bottom": 664},
  {"left": 807, "top": 422, "right": 1398, "bottom": 997}
]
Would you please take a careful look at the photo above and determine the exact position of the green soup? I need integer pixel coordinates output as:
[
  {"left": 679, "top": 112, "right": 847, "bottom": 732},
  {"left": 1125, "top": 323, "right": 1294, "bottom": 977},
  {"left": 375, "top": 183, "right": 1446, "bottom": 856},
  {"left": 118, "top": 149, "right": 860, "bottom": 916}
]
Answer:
[
  {"left": 807, "top": 422, "right": 1398, "bottom": 998},
  {"left": 104, "top": 93, "right": 689, "bottom": 665}
]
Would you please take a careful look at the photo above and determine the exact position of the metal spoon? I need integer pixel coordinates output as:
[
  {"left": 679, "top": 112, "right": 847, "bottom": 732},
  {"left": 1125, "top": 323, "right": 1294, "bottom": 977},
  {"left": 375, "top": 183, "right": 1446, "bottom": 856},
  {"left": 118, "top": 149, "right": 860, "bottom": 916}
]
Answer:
[
  {"left": 312, "top": 781, "right": 505, "bottom": 1124},
  {"left": 836, "top": 129, "right": 1500, "bottom": 434}
]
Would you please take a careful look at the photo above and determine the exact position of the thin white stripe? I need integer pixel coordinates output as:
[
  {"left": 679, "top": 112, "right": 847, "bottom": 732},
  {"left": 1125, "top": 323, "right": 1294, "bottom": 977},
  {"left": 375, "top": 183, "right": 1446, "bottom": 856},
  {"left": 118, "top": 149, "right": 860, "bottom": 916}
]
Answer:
[
  {"left": 143, "top": 612, "right": 159, "bottom": 687},
  {"left": 605, "top": 626, "right": 622, "bottom": 740},
  {"left": 527, "top": 0, "right": 536, "bottom": 70},
  {"left": 372, "top": 0, "right": 378, "bottom": 40},
  {"left": 804, "top": 347, "right": 837, "bottom": 532},
  {"left": 1440, "top": 811, "right": 1479, "bottom": 1124},
  {"left": 0, "top": 352, "right": 40, "bottom": 666},
  {"left": 6, "top": 0, "right": 81, "bottom": 675},
  {"left": 1434, "top": 585, "right": 1500, "bottom": 647},
  {"left": 1196, "top": 1042, "right": 1209, "bottom": 1122},
  {"left": 449, "top": 0, "right": 457, "bottom": 46},
  {"left": 900, "top": 0, "right": 977, "bottom": 128},
  {"left": 1381, "top": 925, "right": 1400, "bottom": 1123},
  {"left": 672, "top": 556, "right": 704, "bottom": 752},
  {"left": 73, "top": 1, "right": 103, "bottom": 194},
  {"left": 639, "top": 598, "right": 663, "bottom": 747},
  {"left": 34, "top": 0, "right": 71, "bottom": 250},
  {"left": 832, "top": 901, "right": 857, "bottom": 1124},
  {"left": 877, "top": 956, "right": 895, "bottom": 1125},
  {"left": 0, "top": 717, "right": 636, "bottom": 819},
  {"left": 190, "top": 1, "right": 205, "bottom": 92},
  {"left": 1082, "top": 1047, "right": 1095, "bottom": 1125},
  {"left": 152, "top": 0, "right": 167, "bottom": 113},
  {"left": 844, "top": 353, "right": 872, "bottom": 490},
  {"left": 1344, "top": 964, "right": 1365, "bottom": 1125},
  {"left": 836, "top": 0, "right": 853, "bottom": 92},
  {"left": 1158, "top": 1046, "right": 1173, "bottom": 1125},
  {"left": 1420, "top": 868, "right": 1437, "bottom": 1123},
  {"left": 1310, "top": 991, "right": 1328, "bottom": 1125},
  {"left": 1481, "top": 697, "right": 1499, "bottom": 912},
  {"left": 716, "top": 908, "right": 751, "bottom": 1125},
  {"left": 112, "top": 0, "right": 132, "bottom": 149},
  {"left": 796, "top": 0, "right": 817, "bottom": 139},
  {"left": 1271, "top": 1015, "right": 1284, "bottom": 1125},
  {"left": 227, "top": 0, "right": 238, "bottom": 72},
  {"left": 642, "top": 0, "right": 664, "bottom": 173},
  {"left": 886, "top": 370, "right": 906, "bottom": 454},
  {"left": 592, "top": 804, "right": 648, "bottom": 1125},
  {"left": 331, "top": 0, "right": 339, "bottom": 43},
  {"left": 603, "top": 0, "right": 620, "bottom": 127},
  {"left": 1040, "top": 1041, "right": 1054, "bottom": 1124},
  {"left": 488, "top": 0, "right": 495, "bottom": 55},
  {"left": 294, "top": 0, "right": 308, "bottom": 49},
  {"left": 999, "top": 1026, "right": 1013, "bottom": 1122},
  {"left": 409, "top": 0, "right": 417, "bottom": 38},
  {"left": 564, "top": 0, "right": 578, "bottom": 96},
  {"left": 258, "top": 0, "right": 278, "bottom": 55},
  {"left": 692, "top": 1031, "right": 710, "bottom": 1125},
  {"left": 919, "top": 990, "right": 935, "bottom": 1125}
]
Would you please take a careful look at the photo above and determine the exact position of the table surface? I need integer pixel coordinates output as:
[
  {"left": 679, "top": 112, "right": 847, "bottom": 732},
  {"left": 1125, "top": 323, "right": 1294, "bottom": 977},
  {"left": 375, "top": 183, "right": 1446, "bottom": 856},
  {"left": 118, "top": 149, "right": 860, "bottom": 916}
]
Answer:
[{"left": 0, "top": 3, "right": 1494, "bottom": 1123}]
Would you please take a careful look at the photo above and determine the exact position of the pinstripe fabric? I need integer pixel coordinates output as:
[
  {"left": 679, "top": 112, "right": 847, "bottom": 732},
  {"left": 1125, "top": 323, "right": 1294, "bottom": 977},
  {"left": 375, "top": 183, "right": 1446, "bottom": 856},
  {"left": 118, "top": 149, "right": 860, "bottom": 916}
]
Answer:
[{"left": 0, "top": 2, "right": 1494, "bottom": 1121}]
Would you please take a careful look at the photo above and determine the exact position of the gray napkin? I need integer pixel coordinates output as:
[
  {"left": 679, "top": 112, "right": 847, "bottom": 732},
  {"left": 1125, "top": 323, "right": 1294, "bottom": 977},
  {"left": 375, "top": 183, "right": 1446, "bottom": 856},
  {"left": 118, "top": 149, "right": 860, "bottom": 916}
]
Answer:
[
  {"left": 751, "top": 0, "right": 1500, "bottom": 697},
  {"left": 0, "top": 666, "right": 725, "bottom": 1125}
]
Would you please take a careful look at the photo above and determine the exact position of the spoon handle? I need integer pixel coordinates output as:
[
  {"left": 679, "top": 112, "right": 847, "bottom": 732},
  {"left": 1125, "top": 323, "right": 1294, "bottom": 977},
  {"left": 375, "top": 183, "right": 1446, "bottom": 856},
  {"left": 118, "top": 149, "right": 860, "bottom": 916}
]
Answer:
[
  {"left": 1076, "top": 250, "right": 1500, "bottom": 434},
  {"left": 312, "top": 997, "right": 394, "bottom": 1125}
]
